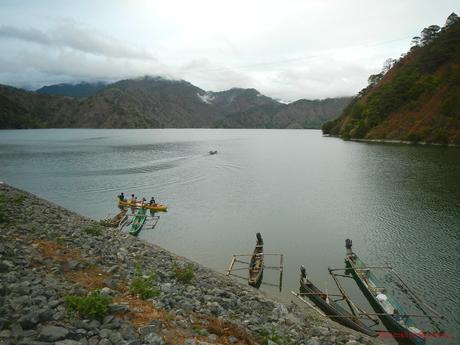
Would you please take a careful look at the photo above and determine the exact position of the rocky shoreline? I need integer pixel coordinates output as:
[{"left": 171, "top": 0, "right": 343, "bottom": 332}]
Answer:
[
  {"left": 323, "top": 134, "right": 459, "bottom": 147},
  {"left": 0, "top": 183, "right": 380, "bottom": 345}
]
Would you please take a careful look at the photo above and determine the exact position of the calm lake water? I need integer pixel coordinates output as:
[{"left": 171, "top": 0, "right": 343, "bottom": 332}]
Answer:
[{"left": 0, "top": 129, "right": 459, "bottom": 344}]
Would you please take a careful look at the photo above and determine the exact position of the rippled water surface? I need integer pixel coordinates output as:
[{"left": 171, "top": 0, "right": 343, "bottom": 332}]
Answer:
[{"left": 1, "top": 129, "right": 459, "bottom": 344}]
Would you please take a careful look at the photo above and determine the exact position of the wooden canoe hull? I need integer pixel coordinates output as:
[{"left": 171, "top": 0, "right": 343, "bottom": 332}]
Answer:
[
  {"left": 345, "top": 256, "right": 425, "bottom": 345},
  {"left": 129, "top": 208, "right": 147, "bottom": 236},
  {"left": 300, "top": 280, "right": 378, "bottom": 337}
]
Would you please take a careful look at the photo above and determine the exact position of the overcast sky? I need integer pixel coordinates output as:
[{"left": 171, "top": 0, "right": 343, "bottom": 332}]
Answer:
[{"left": 0, "top": 0, "right": 458, "bottom": 101}]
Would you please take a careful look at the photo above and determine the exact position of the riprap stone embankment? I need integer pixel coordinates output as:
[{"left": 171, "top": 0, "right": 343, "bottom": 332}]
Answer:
[{"left": 0, "top": 183, "right": 380, "bottom": 345}]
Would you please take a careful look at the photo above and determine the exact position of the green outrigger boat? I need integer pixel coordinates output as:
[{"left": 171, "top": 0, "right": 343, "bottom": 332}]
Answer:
[
  {"left": 129, "top": 208, "right": 147, "bottom": 236},
  {"left": 343, "top": 239, "right": 444, "bottom": 345}
]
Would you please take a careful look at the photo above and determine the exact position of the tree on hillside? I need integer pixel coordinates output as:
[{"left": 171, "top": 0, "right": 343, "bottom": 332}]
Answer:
[
  {"left": 368, "top": 73, "right": 384, "bottom": 86},
  {"left": 421, "top": 25, "right": 441, "bottom": 45},
  {"left": 411, "top": 36, "right": 421, "bottom": 48},
  {"left": 382, "top": 58, "right": 397, "bottom": 73},
  {"left": 445, "top": 12, "right": 459, "bottom": 27}
]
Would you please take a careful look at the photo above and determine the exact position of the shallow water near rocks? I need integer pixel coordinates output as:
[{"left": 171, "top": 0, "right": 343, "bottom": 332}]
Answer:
[{"left": 0, "top": 128, "right": 459, "bottom": 344}]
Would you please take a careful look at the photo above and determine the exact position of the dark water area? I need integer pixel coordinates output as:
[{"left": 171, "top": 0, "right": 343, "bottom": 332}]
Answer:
[{"left": 0, "top": 129, "right": 459, "bottom": 344}]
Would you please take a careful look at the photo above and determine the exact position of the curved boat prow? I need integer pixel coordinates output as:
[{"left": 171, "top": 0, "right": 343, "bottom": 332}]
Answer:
[{"left": 345, "top": 238, "right": 353, "bottom": 256}]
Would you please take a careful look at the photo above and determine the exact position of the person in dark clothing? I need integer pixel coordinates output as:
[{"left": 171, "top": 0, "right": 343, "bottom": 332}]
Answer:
[
  {"left": 117, "top": 192, "right": 125, "bottom": 202},
  {"left": 149, "top": 197, "right": 156, "bottom": 205}
]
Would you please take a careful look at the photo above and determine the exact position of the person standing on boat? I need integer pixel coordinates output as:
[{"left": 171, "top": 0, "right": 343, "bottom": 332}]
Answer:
[
  {"left": 130, "top": 194, "right": 136, "bottom": 204},
  {"left": 149, "top": 197, "right": 156, "bottom": 205},
  {"left": 117, "top": 192, "right": 125, "bottom": 202},
  {"left": 140, "top": 198, "right": 146, "bottom": 206}
]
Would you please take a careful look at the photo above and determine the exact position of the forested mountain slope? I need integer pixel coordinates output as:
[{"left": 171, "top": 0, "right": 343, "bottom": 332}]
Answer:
[{"left": 322, "top": 13, "right": 460, "bottom": 144}]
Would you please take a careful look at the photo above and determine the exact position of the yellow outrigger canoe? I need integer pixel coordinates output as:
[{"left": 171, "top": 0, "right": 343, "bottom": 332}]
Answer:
[{"left": 118, "top": 200, "right": 168, "bottom": 212}]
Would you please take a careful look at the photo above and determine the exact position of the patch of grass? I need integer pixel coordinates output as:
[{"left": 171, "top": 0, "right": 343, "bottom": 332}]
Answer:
[
  {"left": 83, "top": 224, "right": 104, "bottom": 236},
  {"left": 129, "top": 263, "right": 160, "bottom": 300},
  {"left": 165, "top": 311, "right": 176, "bottom": 322},
  {"left": 191, "top": 325, "right": 209, "bottom": 336},
  {"left": 0, "top": 210, "right": 8, "bottom": 224},
  {"left": 55, "top": 236, "right": 66, "bottom": 245},
  {"left": 11, "top": 194, "right": 26, "bottom": 204},
  {"left": 260, "top": 328, "right": 292, "bottom": 345},
  {"left": 65, "top": 290, "right": 112, "bottom": 320},
  {"left": 173, "top": 263, "right": 195, "bottom": 284}
]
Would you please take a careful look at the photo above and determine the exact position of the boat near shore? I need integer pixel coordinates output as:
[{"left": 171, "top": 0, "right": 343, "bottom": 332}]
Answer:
[
  {"left": 248, "top": 233, "right": 264, "bottom": 288},
  {"left": 343, "top": 239, "right": 445, "bottom": 345},
  {"left": 297, "top": 266, "right": 378, "bottom": 337},
  {"left": 118, "top": 199, "right": 168, "bottom": 212}
]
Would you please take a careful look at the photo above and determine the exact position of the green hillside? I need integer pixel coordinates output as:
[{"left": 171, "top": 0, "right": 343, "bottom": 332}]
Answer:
[{"left": 323, "top": 13, "right": 460, "bottom": 145}]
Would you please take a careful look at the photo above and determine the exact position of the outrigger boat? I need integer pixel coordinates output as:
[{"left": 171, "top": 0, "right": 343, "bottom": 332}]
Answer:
[
  {"left": 294, "top": 266, "right": 378, "bottom": 337},
  {"left": 128, "top": 208, "right": 147, "bottom": 236},
  {"left": 341, "top": 239, "right": 444, "bottom": 345},
  {"left": 226, "top": 234, "right": 283, "bottom": 291},
  {"left": 248, "top": 232, "right": 264, "bottom": 288},
  {"left": 118, "top": 199, "right": 168, "bottom": 212}
]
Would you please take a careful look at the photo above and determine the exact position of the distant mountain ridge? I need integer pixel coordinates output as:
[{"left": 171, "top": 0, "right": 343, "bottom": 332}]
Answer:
[
  {"left": 322, "top": 12, "right": 460, "bottom": 145},
  {"left": 36, "top": 82, "right": 107, "bottom": 99},
  {"left": 0, "top": 76, "right": 351, "bottom": 129}
]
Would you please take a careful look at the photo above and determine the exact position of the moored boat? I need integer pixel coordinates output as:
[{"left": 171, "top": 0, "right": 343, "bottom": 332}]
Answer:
[
  {"left": 118, "top": 199, "right": 168, "bottom": 212},
  {"left": 129, "top": 208, "right": 147, "bottom": 236},
  {"left": 344, "top": 239, "right": 425, "bottom": 345},
  {"left": 109, "top": 209, "right": 127, "bottom": 227},
  {"left": 299, "top": 266, "right": 378, "bottom": 337},
  {"left": 248, "top": 233, "right": 264, "bottom": 288}
]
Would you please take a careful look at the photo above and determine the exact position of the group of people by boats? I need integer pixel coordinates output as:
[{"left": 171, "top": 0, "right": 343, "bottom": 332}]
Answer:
[
  {"left": 110, "top": 192, "right": 167, "bottom": 237},
  {"left": 118, "top": 192, "right": 156, "bottom": 206},
  {"left": 117, "top": 192, "right": 167, "bottom": 212}
]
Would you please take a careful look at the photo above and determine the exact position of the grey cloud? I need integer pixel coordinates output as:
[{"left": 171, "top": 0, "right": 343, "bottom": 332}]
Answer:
[
  {"left": 0, "top": 22, "right": 155, "bottom": 60},
  {"left": 0, "top": 48, "right": 169, "bottom": 90}
]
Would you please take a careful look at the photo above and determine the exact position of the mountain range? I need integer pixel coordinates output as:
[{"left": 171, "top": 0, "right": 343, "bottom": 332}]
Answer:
[{"left": 0, "top": 77, "right": 351, "bottom": 129}]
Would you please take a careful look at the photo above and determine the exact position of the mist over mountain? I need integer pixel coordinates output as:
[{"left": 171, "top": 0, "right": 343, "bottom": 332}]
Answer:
[{"left": 0, "top": 76, "right": 351, "bottom": 129}]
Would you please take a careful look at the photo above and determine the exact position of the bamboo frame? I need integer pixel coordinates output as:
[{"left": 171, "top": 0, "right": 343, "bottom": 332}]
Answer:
[
  {"left": 226, "top": 252, "right": 284, "bottom": 291},
  {"left": 343, "top": 258, "right": 445, "bottom": 332}
]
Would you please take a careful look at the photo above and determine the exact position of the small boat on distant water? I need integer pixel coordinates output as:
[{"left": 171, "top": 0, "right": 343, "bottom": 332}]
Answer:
[
  {"left": 209, "top": 150, "right": 218, "bottom": 155},
  {"left": 248, "top": 232, "right": 264, "bottom": 288},
  {"left": 298, "top": 266, "right": 378, "bottom": 337},
  {"left": 344, "top": 239, "right": 426, "bottom": 345}
]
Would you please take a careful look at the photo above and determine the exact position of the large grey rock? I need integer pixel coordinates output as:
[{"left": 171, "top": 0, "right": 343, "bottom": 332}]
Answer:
[
  {"left": 39, "top": 325, "right": 69, "bottom": 341},
  {"left": 38, "top": 307, "right": 54, "bottom": 321},
  {"left": 55, "top": 340, "right": 83, "bottom": 345},
  {"left": 100, "top": 287, "right": 117, "bottom": 297},
  {"left": 345, "top": 341, "right": 363, "bottom": 345},
  {"left": 144, "top": 333, "right": 164, "bottom": 345},
  {"left": 228, "top": 336, "right": 238, "bottom": 344},
  {"left": 108, "top": 304, "right": 129, "bottom": 313},
  {"left": 306, "top": 338, "right": 320, "bottom": 345},
  {"left": 109, "top": 331, "right": 124, "bottom": 344},
  {"left": 19, "top": 311, "right": 40, "bottom": 329}
]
